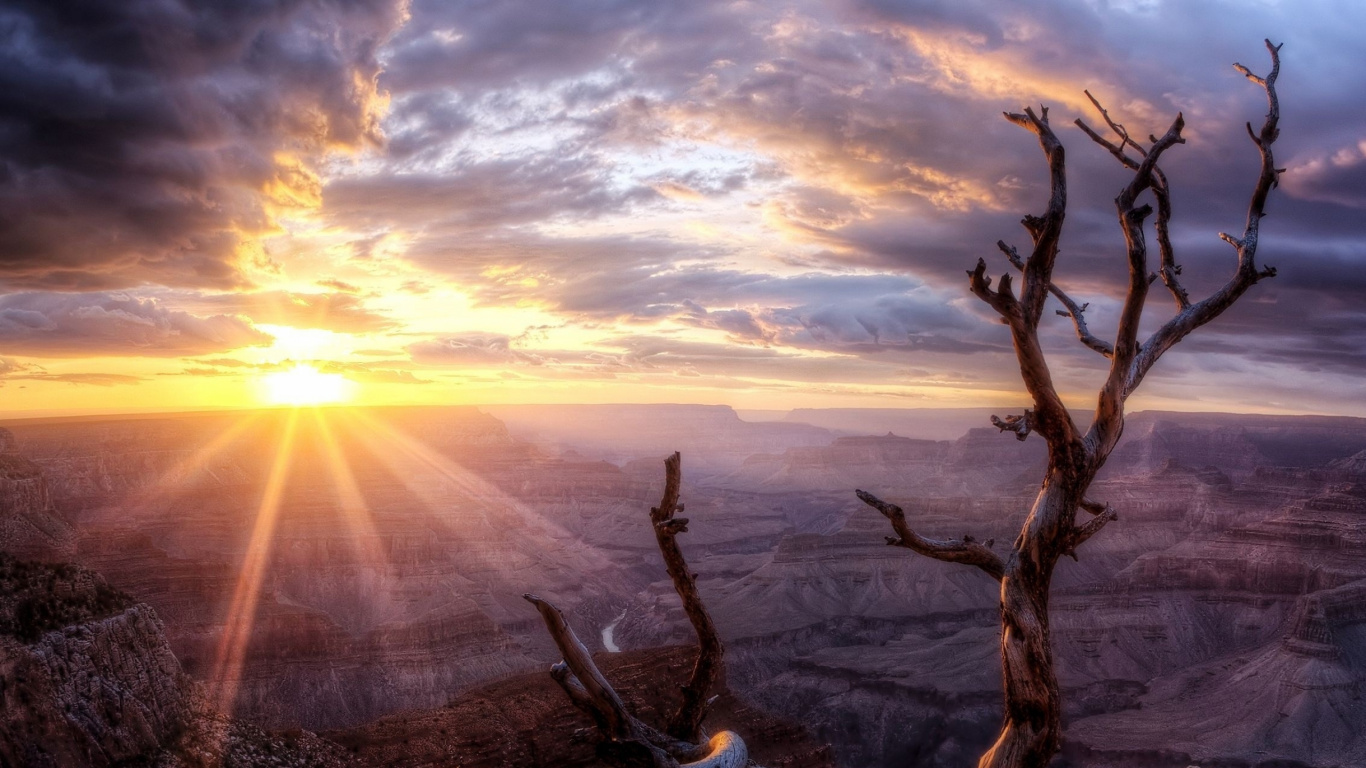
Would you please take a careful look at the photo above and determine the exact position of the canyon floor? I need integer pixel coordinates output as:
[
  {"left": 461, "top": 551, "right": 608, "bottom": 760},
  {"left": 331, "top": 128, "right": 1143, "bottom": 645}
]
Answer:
[{"left": 1, "top": 404, "right": 1364, "bottom": 767}]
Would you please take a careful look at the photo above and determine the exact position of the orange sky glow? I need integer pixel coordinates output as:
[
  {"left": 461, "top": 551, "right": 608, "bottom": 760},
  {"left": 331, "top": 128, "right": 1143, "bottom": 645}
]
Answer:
[{"left": 1, "top": 2, "right": 1362, "bottom": 419}]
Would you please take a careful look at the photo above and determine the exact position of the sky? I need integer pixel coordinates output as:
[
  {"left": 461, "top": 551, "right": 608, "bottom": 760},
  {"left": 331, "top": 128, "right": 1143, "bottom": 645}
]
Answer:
[{"left": 0, "top": 0, "right": 1363, "bottom": 417}]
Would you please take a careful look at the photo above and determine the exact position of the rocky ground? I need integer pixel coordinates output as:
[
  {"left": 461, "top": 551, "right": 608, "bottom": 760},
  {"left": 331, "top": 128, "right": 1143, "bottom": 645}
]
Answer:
[{"left": 328, "top": 645, "right": 833, "bottom": 768}]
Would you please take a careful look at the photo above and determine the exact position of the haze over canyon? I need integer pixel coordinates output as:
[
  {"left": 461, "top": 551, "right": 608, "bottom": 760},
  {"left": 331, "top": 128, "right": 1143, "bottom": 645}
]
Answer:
[{"left": 1, "top": 403, "right": 1363, "bottom": 766}]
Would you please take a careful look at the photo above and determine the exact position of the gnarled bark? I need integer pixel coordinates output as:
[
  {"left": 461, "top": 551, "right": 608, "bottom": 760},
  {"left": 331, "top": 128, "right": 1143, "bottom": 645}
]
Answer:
[
  {"left": 650, "top": 452, "right": 724, "bottom": 743},
  {"left": 865, "top": 41, "right": 1285, "bottom": 768},
  {"left": 527, "top": 453, "right": 755, "bottom": 768}
]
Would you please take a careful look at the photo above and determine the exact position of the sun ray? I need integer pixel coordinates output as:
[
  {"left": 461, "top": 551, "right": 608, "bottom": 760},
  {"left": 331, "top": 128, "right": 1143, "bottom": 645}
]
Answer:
[
  {"left": 309, "top": 408, "right": 384, "bottom": 561},
  {"left": 110, "top": 412, "right": 264, "bottom": 520},
  {"left": 209, "top": 408, "right": 301, "bottom": 716},
  {"left": 335, "top": 410, "right": 514, "bottom": 517},
  {"left": 333, "top": 410, "right": 602, "bottom": 564}
]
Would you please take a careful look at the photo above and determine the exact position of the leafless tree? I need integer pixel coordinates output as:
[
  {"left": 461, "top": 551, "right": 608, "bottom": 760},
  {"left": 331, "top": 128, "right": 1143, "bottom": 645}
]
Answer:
[
  {"left": 526, "top": 452, "right": 750, "bottom": 768},
  {"left": 858, "top": 41, "right": 1285, "bottom": 768}
]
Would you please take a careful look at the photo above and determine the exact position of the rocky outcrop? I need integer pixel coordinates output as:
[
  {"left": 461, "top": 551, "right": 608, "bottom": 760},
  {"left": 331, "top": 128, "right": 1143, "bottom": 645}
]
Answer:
[
  {"left": 1106, "top": 411, "right": 1366, "bottom": 479},
  {"left": 1, "top": 409, "right": 642, "bottom": 730},
  {"left": 0, "top": 556, "right": 185, "bottom": 767},
  {"left": 0, "top": 430, "right": 74, "bottom": 562},
  {"left": 0, "top": 553, "right": 366, "bottom": 768},
  {"left": 1067, "top": 588, "right": 1366, "bottom": 767}
]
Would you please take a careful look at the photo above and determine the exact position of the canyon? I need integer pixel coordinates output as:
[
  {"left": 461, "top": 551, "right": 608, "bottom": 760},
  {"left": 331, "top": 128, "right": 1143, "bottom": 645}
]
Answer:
[{"left": 0, "top": 405, "right": 1363, "bottom": 766}]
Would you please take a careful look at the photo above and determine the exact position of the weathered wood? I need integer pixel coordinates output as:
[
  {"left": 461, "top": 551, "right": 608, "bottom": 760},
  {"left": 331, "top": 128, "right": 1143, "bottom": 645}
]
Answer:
[
  {"left": 522, "top": 595, "right": 642, "bottom": 739},
  {"left": 650, "top": 452, "right": 724, "bottom": 743},
  {"left": 867, "top": 42, "right": 1286, "bottom": 768},
  {"left": 856, "top": 490, "right": 1003, "bottom": 580},
  {"left": 997, "top": 240, "right": 1114, "bottom": 358},
  {"left": 527, "top": 454, "right": 763, "bottom": 768},
  {"left": 679, "top": 731, "right": 748, "bottom": 768}
]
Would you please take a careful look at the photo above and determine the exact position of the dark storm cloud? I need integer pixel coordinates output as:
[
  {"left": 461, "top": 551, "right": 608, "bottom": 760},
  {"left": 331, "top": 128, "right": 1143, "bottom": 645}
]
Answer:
[
  {"left": 0, "top": 292, "right": 271, "bottom": 356},
  {"left": 0, "top": 0, "right": 408, "bottom": 290}
]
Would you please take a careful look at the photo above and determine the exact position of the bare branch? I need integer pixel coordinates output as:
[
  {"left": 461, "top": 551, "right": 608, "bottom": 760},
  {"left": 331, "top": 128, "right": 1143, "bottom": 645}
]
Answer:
[
  {"left": 648, "top": 452, "right": 723, "bottom": 743},
  {"left": 1076, "top": 90, "right": 1145, "bottom": 167},
  {"left": 998, "top": 240, "right": 1114, "bottom": 358},
  {"left": 526, "top": 594, "right": 734, "bottom": 767},
  {"left": 1150, "top": 166, "right": 1191, "bottom": 311},
  {"left": 978, "top": 106, "right": 1084, "bottom": 451},
  {"left": 968, "top": 257, "right": 1020, "bottom": 320},
  {"left": 857, "top": 489, "right": 1004, "bottom": 580},
  {"left": 1075, "top": 118, "right": 1133, "bottom": 166},
  {"left": 679, "top": 733, "right": 750, "bottom": 768},
  {"left": 1233, "top": 61, "right": 1266, "bottom": 86},
  {"left": 1093, "top": 113, "right": 1186, "bottom": 445},
  {"left": 524, "top": 594, "right": 641, "bottom": 742},
  {"left": 1001, "top": 106, "right": 1067, "bottom": 329},
  {"left": 551, "top": 661, "right": 606, "bottom": 726},
  {"left": 1123, "top": 41, "right": 1283, "bottom": 399},
  {"left": 991, "top": 411, "right": 1035, "bottom": 442},
  {"left": 1079, "top": 497, "right": 1107, "bottom": 516},
  {"left": 1078, "top": 94, "right": 1192, "bottom": 314},
  {"left": 1066, "top": 504, "right": 1118, "bottom": 558}
]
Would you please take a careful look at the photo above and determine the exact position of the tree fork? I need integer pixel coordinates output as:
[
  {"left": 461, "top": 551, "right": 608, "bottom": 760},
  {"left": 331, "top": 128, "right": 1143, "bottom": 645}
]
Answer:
[
  {"left": 865, "top": 41, "right": 1286, "bottom": 768},
  {"left": 527, "top": 453, "right": 755, "bottom": 768}
]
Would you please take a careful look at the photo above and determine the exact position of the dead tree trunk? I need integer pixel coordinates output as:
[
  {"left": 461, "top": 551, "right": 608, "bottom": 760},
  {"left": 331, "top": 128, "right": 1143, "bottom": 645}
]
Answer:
[
  {"left": 649, "top": 452, "right": 724, "bottom": 744},
  {"left": 527, "top": 452, "right": 754, "bottom": 768},
  {"left": 862, "top": 41, "right": 1285, "bottom": 768}
]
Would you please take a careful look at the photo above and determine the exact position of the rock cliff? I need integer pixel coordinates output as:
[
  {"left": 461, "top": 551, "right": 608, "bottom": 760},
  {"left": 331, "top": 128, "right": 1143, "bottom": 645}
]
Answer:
[
  {"left": 0, "top": 555, "right": 186, "bottom": 767},
  {"left": 1, "top": 409, "right": 638, "bottom": 730},
  {"left": 0, "top": 429, "right": 74, "bottom": 562}
]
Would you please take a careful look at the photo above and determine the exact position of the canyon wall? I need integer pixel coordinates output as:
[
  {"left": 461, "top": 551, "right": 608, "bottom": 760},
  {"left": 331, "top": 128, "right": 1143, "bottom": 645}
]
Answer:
[{"left": 3, "top": 405, "right": 1364, "bottom": 766}]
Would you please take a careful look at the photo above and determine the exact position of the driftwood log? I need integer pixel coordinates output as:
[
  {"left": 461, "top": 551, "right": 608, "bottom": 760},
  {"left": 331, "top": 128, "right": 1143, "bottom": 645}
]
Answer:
[
  {"left": 861, "top": 41, "right": 1286, "bottom": 768},
  {"left": 527, "top": 452, "right": 752, "bottom": 768}
]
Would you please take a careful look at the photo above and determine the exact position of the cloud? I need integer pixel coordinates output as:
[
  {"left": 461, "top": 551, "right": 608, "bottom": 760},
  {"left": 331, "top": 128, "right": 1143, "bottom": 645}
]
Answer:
[
  {"left": 0, "top": 292, "right": 271, "bottom": 357},
  {"left": 316, "top": 278, "right": 363, "bottom": 294},
  {"left": 162, "top": 357, "right": 431, "bottom": 384},
  {"left": 0, "top": 358, "right": 142, "bottom": 387},
  {"left": 5, "top": 0, "right": 1365, "bottom": 411},
  {"left": 345, "top": 0, "right": 1366, "bottom": 408},
  {"left": 323, "top": 154, "right": 659, "bottom": 232},
  {"left": 407, "top": 333, "right": 541, "bottom": 366},
  {"left": 317, "top": 361, "right": 431, "bottom": 384},
  {"left": 1284, "top": 141, "right": 1366, "bottom": 210},
  {"left": 0, "top": 0, "right": 408, "bottom": 290},
  {"left": 182, "top": 291, "right": 397, "bottom": 333}
]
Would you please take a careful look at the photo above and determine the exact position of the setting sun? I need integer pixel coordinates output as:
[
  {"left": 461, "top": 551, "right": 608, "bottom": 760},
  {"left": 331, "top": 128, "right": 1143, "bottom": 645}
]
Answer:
[
  {"left": 3, "top": 4, "right": 1365, "bottom": 766},
  {"left": 261, "top": 364, "right": 356, "bottom": 406}
]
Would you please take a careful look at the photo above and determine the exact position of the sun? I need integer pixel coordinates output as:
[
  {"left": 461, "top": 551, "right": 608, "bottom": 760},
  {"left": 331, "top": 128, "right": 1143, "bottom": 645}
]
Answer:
[{"left": 260, "top": 364, "right": 356, "bottom": 406}]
